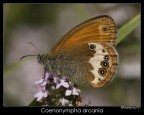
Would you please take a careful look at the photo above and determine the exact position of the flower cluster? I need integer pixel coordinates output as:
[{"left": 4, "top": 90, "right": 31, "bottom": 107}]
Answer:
[{"left": 34, "top": 71, "right": 81, "bottom": 106}]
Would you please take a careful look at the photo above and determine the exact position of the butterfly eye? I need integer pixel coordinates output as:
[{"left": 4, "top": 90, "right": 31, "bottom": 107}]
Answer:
[
  {"left": 102, "top": 26, "right": 108, "bottom": 31},
  {"left": 101, "top": 61, "right": 109, "bottom": 68},
  {"left": 89, "top": 44, "right": 96, "bottom": 50},
  {"left": 104, "top": 55, "right": 109, "bottom": 60},
  {"left": 98, "top": 68, "right": 107, "bottom": 76}
]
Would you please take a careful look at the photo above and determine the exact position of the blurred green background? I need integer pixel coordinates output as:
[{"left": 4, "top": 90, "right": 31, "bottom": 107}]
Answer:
[{"left": 3, "top": 3, "right": 141, "bottom": 106}]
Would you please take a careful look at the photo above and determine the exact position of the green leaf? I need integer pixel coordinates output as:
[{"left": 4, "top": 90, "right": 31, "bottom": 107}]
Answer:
[{"left": 117, "top": 14, "right": 140, "bottom": 44}]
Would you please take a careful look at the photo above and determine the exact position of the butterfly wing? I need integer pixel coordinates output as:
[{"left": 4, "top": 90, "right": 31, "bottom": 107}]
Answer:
[
  {"left": 49, "top": 15, "right": 118, "bottom": 88},
  {"left": 87, "top": 42, "right": 118, "bottom": 88},
  {"left": 52, "top": 41, "right": 118, "bottom": 88},
  {"left": 50, "top": 15, "right": 117, "bottom": 56}
]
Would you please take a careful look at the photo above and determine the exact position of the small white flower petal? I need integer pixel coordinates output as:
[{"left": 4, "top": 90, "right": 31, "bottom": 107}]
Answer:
[
  {"left": 56, "top": 83, "right": 61, "bottom": 89},
  {"left": 40, "top": 80, "right": 47, "bottom": 87},
  {"left": 43, "top": 91, "right": 48, "bottom": 97},
  {"left": 65, "top": 89, "right": 72, "bottom": 96},
  {"left": 34, "top": 91, "right": 48, "bottom": 101},
  {"left": 51, "top": 86, "right": 56, "bottom": 90},
  {"left": 34, "top": 92, "right": 39, "bottom": 98},
  {"left": 59, "top": 99, "right": 62, "bottom": 102},
  {"left": 76, "top": 88, "right": 81, "bottom": 93},
  {"left": 45, "top": 73, "right": 50, "bottom": 79},
  {"left": 36, "top": 97, "right": 42, "bottom": 101},
  {"left": 61, "top": 81, "right": 69, "bottom": 88},
  {"left": 69, "top": 104, "right": 73, "bottom": 106},
  {"left": 61, "top": 79, "right": 66, "bottom": 82},
  {"left": 60, "top": 98, "right": 69, "bottom": 106},
  {"left": 34, "top": 92, "right": 43, "bottom": 101},
  {"left": 34, "top": 79, "right": 44, "bottom": 84},
  {"left": 56, "top": 81, "right": 69, "bottom": 89},
  {"left": 72, "top": 88, "right": 81, "bottom": 95}
]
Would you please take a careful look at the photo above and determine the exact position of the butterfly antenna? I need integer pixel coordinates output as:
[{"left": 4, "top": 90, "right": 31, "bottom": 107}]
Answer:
[
  {"left": 27, "top": 42, "right": 41, "bottom": 53},
  {"left": 20, "top": 42, "right": 42, "bottom": 60},
  {"left": 20, "top": 55, "right": 38, "bottom": 60}
]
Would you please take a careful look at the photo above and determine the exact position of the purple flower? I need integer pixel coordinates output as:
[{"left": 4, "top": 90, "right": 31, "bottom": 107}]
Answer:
[
  {"left": 34, "top": 72, "right": 81, "bottom": 103},
  {"left": 54, "top": 77, "right": 69, "bottom": 89},
  {"left": 34, "top": 90, "right": 48, "bottom": 101},
  {"left": 59, "top": 98, "right": 72, "bottom": 106},
  {"left": 65, "top": 87, "right": 81, "bottom": 96},
  {"left": 34, "top": 79, "right": 43, "bottom": 85},
  {"left": 34, "top": 73, "right": 51, "bottom": 101},
  {"left": 34, "top": 72, "right": 52, "bottom": 87}
]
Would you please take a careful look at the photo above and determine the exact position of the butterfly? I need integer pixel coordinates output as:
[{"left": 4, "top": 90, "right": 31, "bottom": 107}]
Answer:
[{"left": 37, "top": 15, "right": 119, "bottom": 88}]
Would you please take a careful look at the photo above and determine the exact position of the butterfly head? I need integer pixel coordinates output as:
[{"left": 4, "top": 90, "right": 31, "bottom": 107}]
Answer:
[
  {"left": 37, "top": 54, "right": 47, "bottom": 65},
  {"left": 37, "top": 53, "right": 52, "bottom": 70}
]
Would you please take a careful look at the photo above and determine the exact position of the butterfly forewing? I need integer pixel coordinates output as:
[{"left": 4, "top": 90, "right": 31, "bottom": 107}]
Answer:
[{"left": 50, "top": 15, "right": 117, "bottom": 56}]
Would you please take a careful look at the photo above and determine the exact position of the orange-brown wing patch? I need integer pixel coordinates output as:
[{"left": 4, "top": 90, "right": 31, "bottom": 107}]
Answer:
[{"left": 50, "top": 15, "right": 117, "bottom": 56}]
